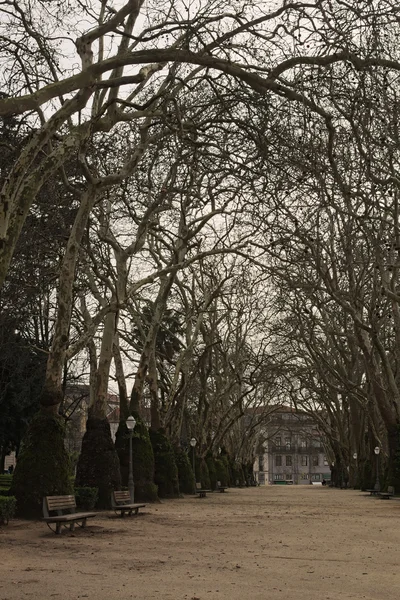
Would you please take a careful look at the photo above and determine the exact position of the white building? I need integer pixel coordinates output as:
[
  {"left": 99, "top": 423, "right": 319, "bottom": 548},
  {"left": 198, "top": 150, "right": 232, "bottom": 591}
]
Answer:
[{"left": 253, "top": 407, "right": 332, "bottom": 485}]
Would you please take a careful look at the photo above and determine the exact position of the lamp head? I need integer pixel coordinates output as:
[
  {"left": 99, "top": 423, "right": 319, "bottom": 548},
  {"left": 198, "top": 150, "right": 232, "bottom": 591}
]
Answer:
[
  {"left": 190, "top": 437, "right": 197, "bottom": 447},
  {"left": 374, "top": 446, "right": 380, "bottom": 455},
  {"left": 353, "top": 452, "right": 357, "bottom": 460},
  {"left": 126, "top": 415, "right": 136, "bottom": 431}
]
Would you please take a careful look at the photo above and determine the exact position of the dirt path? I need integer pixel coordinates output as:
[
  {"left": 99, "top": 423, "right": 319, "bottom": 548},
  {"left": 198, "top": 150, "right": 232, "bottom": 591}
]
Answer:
[{"left": 1, "top": 486, "right": 400, "bottom": 600}]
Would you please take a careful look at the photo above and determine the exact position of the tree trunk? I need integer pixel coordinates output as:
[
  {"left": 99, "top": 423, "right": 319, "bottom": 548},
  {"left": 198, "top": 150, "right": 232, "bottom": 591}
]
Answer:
[
  {"left": 148, "top": 349, "right": 161, "bottom": 431},
  {"left": 41, "top": 186, "right": 98, "bottom": 411},
  {"left": 76, "top": 310, "right": 121, "bottom": 507},
  {"left": 113, "top": 334, "right": 129, "bottom": 421},
  {"left": 0, "top": 107, "right": 93, "bottom": 289},
  {"left": 129, "top": 274, "right": 176, "bottom": 413},
  {"left": 11, "top": 187, "right": 97, "bottom": 514}
]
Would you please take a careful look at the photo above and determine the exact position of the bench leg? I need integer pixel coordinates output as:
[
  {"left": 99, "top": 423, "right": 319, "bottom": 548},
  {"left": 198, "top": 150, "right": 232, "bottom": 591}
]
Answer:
[
  {"left": 70, "top": 522, "right": 75, "bottom": 532},
  {"left": 56, "top": 522, "right": 62, "bottom": 535},
  {"left": 81, "top": 518, "right": 87, "bottom": 528},
  {"left": 134, "top": 508, "right": 139, "bottom": 515}
]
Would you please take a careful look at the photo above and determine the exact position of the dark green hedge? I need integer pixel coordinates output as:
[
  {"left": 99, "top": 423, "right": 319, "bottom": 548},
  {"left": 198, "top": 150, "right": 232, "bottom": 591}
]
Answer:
[
  {"left": 174, "top": 446, "right": 195, "bottom": 494},
  {"left": 0, "top": 496, "right": 16, "bottom": 524},
  {"left": 75, "top": 417, "right": 121, "bottom": 509},
  {"left": 74, "top": 486, "right": 99, "bottom": 510},
  {"left": 10, "top": 412, "right": 72, "bottom": 517},
  {"left": 115, "top": 413, "right": 158, "bottom": 502},
  {"left": 206, "top": 455, "right": 217, "bottom": 490},
  {"left": 230, "top": 461, "right": 245, "bottom": 486},
  {"left": 150, "top": 429, "right": 180, "bottom": 498},
  {"left": 197, "top": 458, "right": 211, "bottom": 490},
  {"left": 215, "top": 458, "right": 229, "bottom": 487},
  {"left": 0, "top": 475, "right": 12, "bottom": 487}
]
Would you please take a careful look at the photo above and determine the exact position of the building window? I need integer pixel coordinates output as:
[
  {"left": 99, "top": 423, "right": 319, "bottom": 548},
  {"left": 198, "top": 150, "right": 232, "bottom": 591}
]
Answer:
[
  {"left": 275, "top": 437, "right": 281, "bottom": 447},
  {"left": 301, "top": 455, "right": 308, "bottom": 466},
  {"left": 286, "top": 473, "right": 292, "bottom": 480},
  {"left": 259, "top": 455, "right": 264, "bottom": 471},
  {"left": 323, "top": 458, "right": 329, "bottom": 466},
  {"left": 301, "top": 473, "right": 309, "bottom": 480},
  {"left": 286, "top": 455, "right": 292, "bottom": 467},
  {"left": 274, "top": 474, "right": 284, "bottom": 480},
  {"left": 312, "top": 455, "right": 319, "bottom": 466},
  {"left": 275, "top": 455, "right": 282, "bottom": 467},
  {"left": 300, "top": 439, "right": 307, "bottom": 448},
  {"left": 285, "top": 437, "right": 291, "bottom": 450},
  {"left": 311, "top": 474, "right": 320, "bottom": 481}
]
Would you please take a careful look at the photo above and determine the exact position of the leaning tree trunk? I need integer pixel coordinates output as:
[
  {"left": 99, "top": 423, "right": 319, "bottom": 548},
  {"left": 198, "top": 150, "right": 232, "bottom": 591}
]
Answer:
[
  {"left": 0, "top": 92, "right": 93, "bottom": 289},
  {"left": 76, "top": 310, "right": 121, "bottom": 508},
  {"left": 116, "top": 273, "right": 178, "bottom": 500},
  {"left": 11, "top": 187, "right": 97, "bottom": 516},
  {"left": 148, "top": 350, "right": 161, "bottom": 432},
  {"left": 113, "top": 336, "right": 158, "bottom": 502}
]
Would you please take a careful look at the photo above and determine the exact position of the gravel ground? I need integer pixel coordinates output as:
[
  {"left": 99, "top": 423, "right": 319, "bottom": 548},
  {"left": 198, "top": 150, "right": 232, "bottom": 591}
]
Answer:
[{"left": 1, "top": 485, "right": 400, "bottom": 600}]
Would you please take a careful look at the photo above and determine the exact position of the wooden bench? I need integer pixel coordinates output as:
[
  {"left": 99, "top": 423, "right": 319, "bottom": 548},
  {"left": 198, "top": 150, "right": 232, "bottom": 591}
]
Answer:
[
  {"left": 215, "top": 481, "right": 227, "bottom": 493},
  {"left": 111, "top": 491, "right": 146, "bottom": 517},
  {"left": 43, "top": 495, "right": 97, "bottom": 534},
  {"left": 195, "top": 482, "right": 212, "bottom": 498},
  {"left": 379, "top": 486, "right": 395, "bottom": 500},
  {"left": 365, "top": 489, "right": 380, "bottom": 496}
]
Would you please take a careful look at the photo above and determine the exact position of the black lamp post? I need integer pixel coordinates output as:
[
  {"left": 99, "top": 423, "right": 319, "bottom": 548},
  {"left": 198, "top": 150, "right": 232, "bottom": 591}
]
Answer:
[
  {"left": 353, "top": 452, "right": 358, "bottom": 488},
  {"left": 374, "top": 446, "right": 380, "bottom": 492},
  {"left": 126, "top": 415, "right": 136, "bottom": 501},
  {"left": 190, "top": 437, "right": 197, "bottom": 493}
]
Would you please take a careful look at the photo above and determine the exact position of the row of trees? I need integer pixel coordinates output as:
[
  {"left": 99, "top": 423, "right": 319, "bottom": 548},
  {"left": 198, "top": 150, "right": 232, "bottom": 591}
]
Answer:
[{"left": 2, "top": 0, "right": 400, "bottom": 512}]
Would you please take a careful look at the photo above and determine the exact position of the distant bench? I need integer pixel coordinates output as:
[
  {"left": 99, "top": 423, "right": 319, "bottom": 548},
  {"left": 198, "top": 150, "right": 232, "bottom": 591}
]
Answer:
[
  {"left": 195, "top": 482, "right": 212, "bottom": 498},
  {"left": 216, "top": 481, "right": 227, "bottom": 493},
  {"left": 365, "top": 489, "right": 381, "bottom": 496},
  {"left": 111, "top": 491, "right": 146, "bottom": 517},
  {"left": 43, "top": 495, "right": 97, "bottom": 534},
  {"left": 378, "top": 486, "right": 395, "bottom": 500}
]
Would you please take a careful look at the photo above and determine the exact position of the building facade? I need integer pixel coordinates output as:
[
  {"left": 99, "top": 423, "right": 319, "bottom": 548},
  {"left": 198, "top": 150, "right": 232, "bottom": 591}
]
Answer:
[{"left": 253, "top": 408, "right": 332, "bottom": 485}]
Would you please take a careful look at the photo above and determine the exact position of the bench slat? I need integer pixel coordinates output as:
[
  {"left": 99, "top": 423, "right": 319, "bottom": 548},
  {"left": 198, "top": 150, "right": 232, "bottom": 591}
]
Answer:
[
  {"left": 46, "top": 495, "right": 76, "bottom": 511},
  {"left": 47, "top": 500, "right": 76, "bottom": 508},
  {"left": 46, "top": 496, "right": 75, "bottom": 501},
  {"left": 43, "top": 512, "right": 96, "bottom": 522},
  {"left": 114, "top": 491, "right": 131, "bottom": 500},
  {"left": 114, "top": 503, "right": 146, "bottom": 510}
]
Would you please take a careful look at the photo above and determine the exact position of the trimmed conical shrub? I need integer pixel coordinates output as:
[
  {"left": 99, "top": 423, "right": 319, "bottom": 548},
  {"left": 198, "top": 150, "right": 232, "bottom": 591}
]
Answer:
[
  {"left": 149, "top": 429, "right": 180, "bottom": 498},
  {"left": 115, "top": 413, "right": 158, "bottom": 502},
  {"left": 206, "top": 455, "right": 217, "bottom": 490},
  {"left": 174, "top": 446, "right": 195, "bottom": 494},
  {"left": 215, "top": 458, "right": 229, "bottom": 486},
  {"left": 75, "top": 416, "right": 121, "bottom": 508},
  {"left": 198, "top": 458, "right": 211, "bottom": 489},
  {"left": 220, "top": 454, "right": 231, "bottom": 485},
  {"left": 11, "top": 412, "right": 72, "bottom": 517}
]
